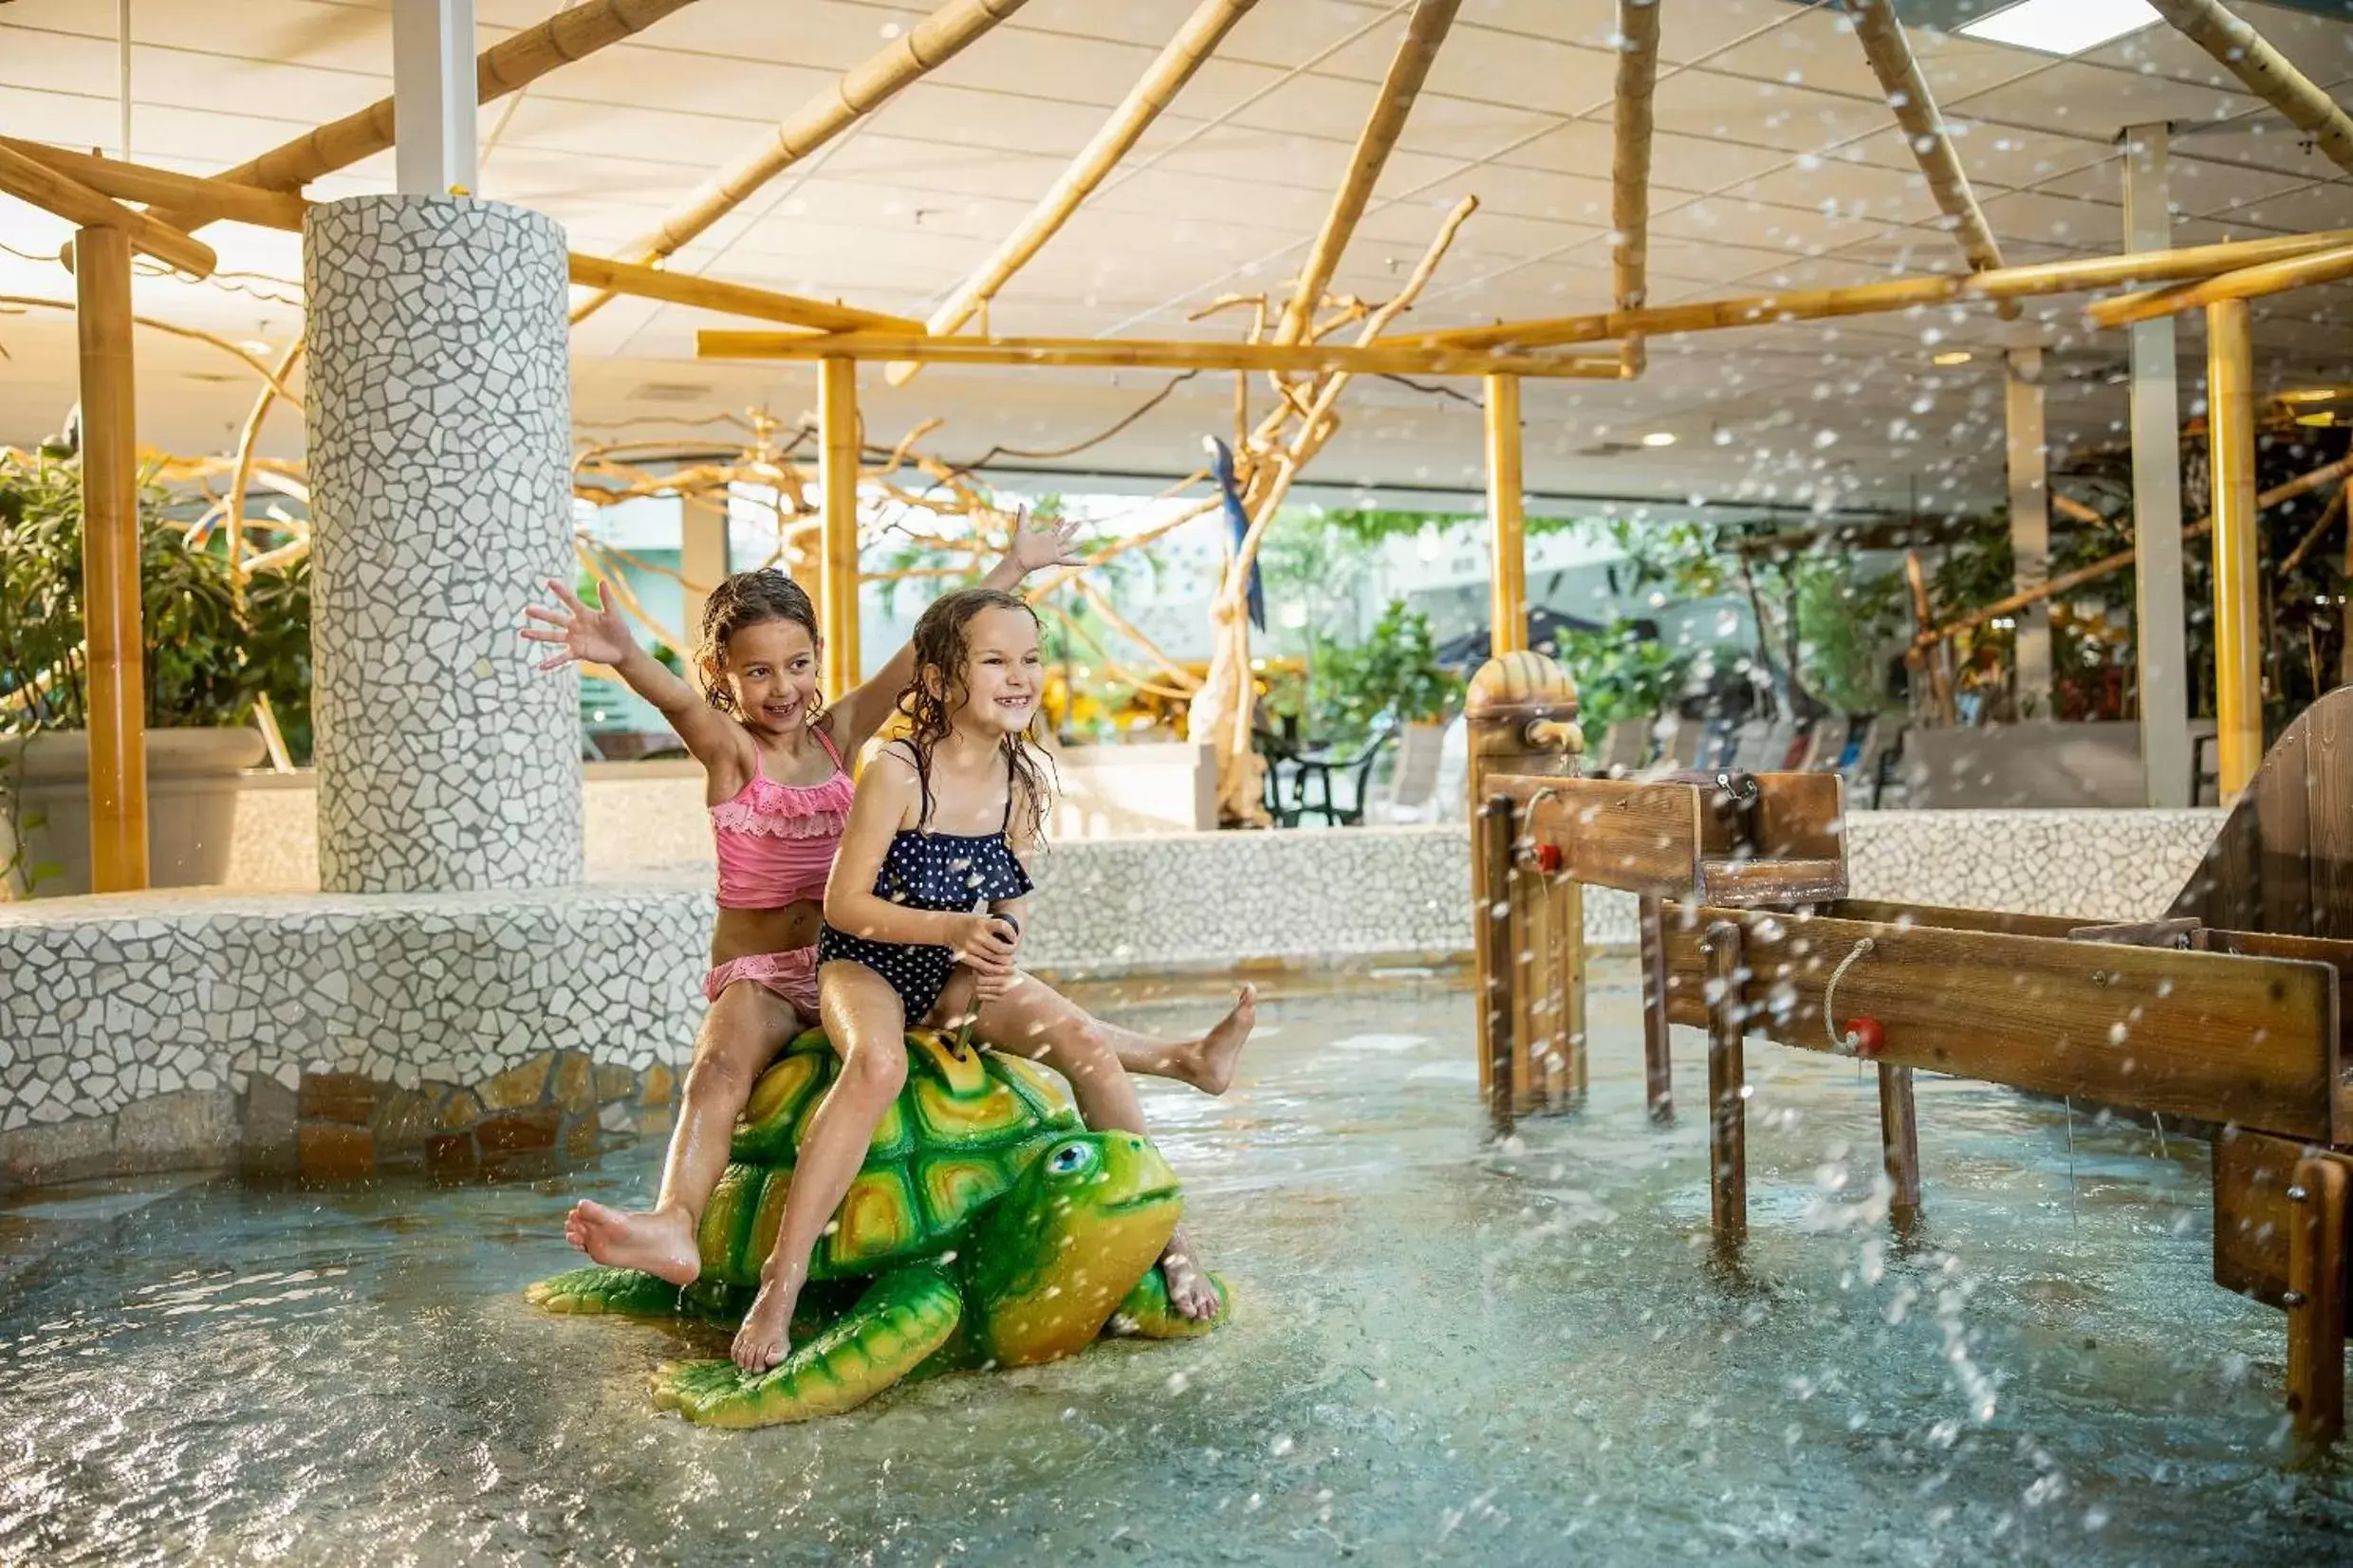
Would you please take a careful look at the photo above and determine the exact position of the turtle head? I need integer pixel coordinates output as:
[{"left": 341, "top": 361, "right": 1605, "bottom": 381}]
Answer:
[{"left": 966, "top": 1131, "right": 1182, "bottom": 1367}]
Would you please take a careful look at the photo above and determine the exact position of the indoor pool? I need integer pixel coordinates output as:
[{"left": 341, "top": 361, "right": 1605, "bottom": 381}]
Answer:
[{"left": 3, "top": 961, "right": 2349, "bottom": 1565}]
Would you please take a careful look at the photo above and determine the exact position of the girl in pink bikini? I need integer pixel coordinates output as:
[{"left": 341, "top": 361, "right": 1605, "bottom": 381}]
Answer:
[{"left": 521, "top": 520, "right": 1252, "bottom": 1319}]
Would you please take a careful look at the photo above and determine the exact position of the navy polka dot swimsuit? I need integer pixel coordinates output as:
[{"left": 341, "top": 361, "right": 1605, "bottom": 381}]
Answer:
[{"left": 816, "top": 748, "right": 1035, "bottom": 1023}]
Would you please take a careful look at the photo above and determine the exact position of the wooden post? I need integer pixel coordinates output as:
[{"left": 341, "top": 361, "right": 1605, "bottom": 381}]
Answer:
[
  {"left": 73, "top": 225, "right": 149, "bottom": 893},
  {"left": 1477, "top": 793, "right": 1519, "bottom": 1139},
  {"left": 1703, "top": 918, "right": 1747, "bottom": 1266},
  {"left": 2286, "top": 1154, "right": 2348, "bottom": 1448},
  {"left": 1638, "top": 893, "right": 1673, "bottom": 1120},
  {"left": 1878, "top": 1062, "right": 1922, "bottom": 1239},
  {"left": 818, "top": 357, "right": 861, "bottom": 698},
  {"left": 1485, "top": 374, "right": 1527, "bottom": 656},
  {"left": 2207, "top": 299, "right": 2262, "bottom": 797}
]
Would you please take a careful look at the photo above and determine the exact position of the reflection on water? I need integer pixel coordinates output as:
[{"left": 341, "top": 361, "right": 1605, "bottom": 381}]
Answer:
[{"left": 3, "top": 960, "right": 2348, "bottom": 1564}]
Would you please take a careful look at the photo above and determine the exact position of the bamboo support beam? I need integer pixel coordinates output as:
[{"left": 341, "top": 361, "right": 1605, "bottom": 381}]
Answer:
[
  {"left": 72, "top": 226, "right": 150, "bottom": 893},
  {"left": 226, "top": 338, "right": 306, "bottom": 600},
  {"left": 565, "top": 252, "right": 922, "bottom": 334},
  {"left": 575, "top": 0, "right": 1030, "bottom": 323},
  {"left": 1384, "top": 229, "right": 2353, "bottom": 352},
  {"left": 1610, "top": 0, "right": 1661, "bottom": 376},
  {"left": 0, "top": 143, "right": 216, "bottom": 278},
  {"left": 2086, "top": 241, "right": 2353, "bottom": 329},
  {"left": 148, "top": 0, "right": 709, "bottom": 231},
  {"left": 0, "top": 139, "right": 306, "bottom": 233},
  {"left": 2051, "top": 492, "right": 2107, "bottom": 526},
  {"left": 702, "top": 328, "right": 1621, "bottom": 379},
  {"left": 891, "top": 0, "right": 1260, "bottom": 385},
  {"left": 1486, "top": 373, "right": 1528, "bottom": 655},
  {"left": 2209, "top": 297, "right": 2262, "bottom": 797},
  {"left": 1272, "top": 0, "right": 1462, "bottom": 346},
  {"left": 1849, "top": 0, "right": 2005, "bottom": 276},
  {"left": 2148, "top": 0, "right": 2353, "bottom": 177},
  {"left": 2279, "top": 486, "right": 2348, "bottom": 580},
  {"left": 818, "top": 358, "right": 862, "bottom": 697}
]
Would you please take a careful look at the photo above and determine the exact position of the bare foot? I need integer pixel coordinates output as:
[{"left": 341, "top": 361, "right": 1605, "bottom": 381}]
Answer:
[
  {"left": 732, "top": 1271, "right": 801, "bottom": 1372},
  {"left": 565, "top": 1200, "right": 702, "bottom": 1287},
  {"left": 1158, "top": 1224, "right": 1222, "bottom": 1321},
  {"left": 1177, "top": 986, "right": 1257, "bottom": 1096}
]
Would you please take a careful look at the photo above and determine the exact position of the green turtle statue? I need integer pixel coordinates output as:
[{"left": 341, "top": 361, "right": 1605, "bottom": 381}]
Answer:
[{"left": 527, "top": 1025, "right": 1230, "bottom": 1428}]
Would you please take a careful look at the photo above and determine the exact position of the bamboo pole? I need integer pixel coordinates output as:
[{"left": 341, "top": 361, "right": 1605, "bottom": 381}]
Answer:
[
  {"left": 1272, "top": 0, "right": 1462, "bottom": 346},
  {"left": 702, "top": 328, "right": 1620, "bottom": 378},
  {"left": 1849, "top": 0, "right": 2005, "bottom": 276},
  {"left": 2210, "top": 298, "right": 2262, "bottom": 795},
  {"left": 2086, "top": 241, "right": 2353, "bottom": 329},
  {"left": 1610, "top": 0, "right": 1661, "bottom": 376},
  {"left": 2147, "top": 0, "right": 2353, "bottom": 176},
  {"left": 0, "top": 143, "right": 216, "bottom": 278},
  {"left": 1485, "top": 373, "right": 1528, "bottom": 655},
  {"left": 72, "top": 226, "right": 149, "bottom": 893},
  {"left": 2278, "top": 485, "right": 2347, "bottom": 580},
  {"left": 818, "top": 358, "right": 862, "bottom": 697},
  {"left": 0, "top": 138, "right": 306, "bottom": 232},
  {"left": 147, "top": 0, "right": 711, "bottom": 231},
  {"left": 225, "top": 337, "right": 306, "bottom": 603},
  {"left": 565, "top": 252, "right": 922, "bottom": 334},
  {"left": 889, "top": 0, "right": 1262, "bottom": 385},
  {"left": 1904, "top": 548, "right": 1955, "bottom": 723},
  {"left": 2051, "top": 492, "right": 2107, "bottom": 526},
  {"left": 1384, "top": 229, "right": 2353, "bottom": 352},
  {"left": 574, "top": 0, "right": 1031, "bottom": 323}
]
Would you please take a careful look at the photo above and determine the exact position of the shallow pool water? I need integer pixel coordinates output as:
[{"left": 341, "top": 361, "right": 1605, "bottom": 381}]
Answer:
[{"left": 4, "top": 961, "right": 2349, "bottom": 1565}]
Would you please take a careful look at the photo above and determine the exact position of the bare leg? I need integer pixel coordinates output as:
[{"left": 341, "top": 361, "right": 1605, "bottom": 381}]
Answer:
[
  {"left": 566, "top": 982, "right": 805, "bottom": 1285},
  {"left": 985, "top": 974, "right": 1257, "bottom": 1096},
  {"left": 969, "top": 971, "right": 1226, "bottom": 1321},
  {"left": 732, "top": 963, "right": 908, "bottom": 1373}
]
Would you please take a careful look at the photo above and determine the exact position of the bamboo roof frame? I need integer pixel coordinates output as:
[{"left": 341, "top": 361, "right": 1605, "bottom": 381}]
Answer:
[
  {"left": 0, "top": 142, "right": 216, "bottom": 278},
  {"left": 1848, "top": 0, "right": 2005, "bottom": 277},
  {"left": 2148, "top": 0, "right": 2353, "bottom": 177},
  {"left": 1609, "top": 0, "right": 1661, "bottom": 378},
  {"left": 570, "top": 0, "right": 1032, "bottom": 324},
  {"left": 701, "top": 328, "right": 1625, "bottom": 379},
  {"left": 2086, "top": 241, "right": 2353, "bottom": 329}
]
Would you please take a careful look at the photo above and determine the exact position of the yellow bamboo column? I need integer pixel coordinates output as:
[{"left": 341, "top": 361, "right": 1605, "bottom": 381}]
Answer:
[
  {"left": 818, "top": 356, "right": 862, "bottom": 697},
  {"left": 2207, "top": 298, "right": 2261, "bottom": 796},
  {"left": 73, "top": 224, "right": 149, "bottom": 891},
  {"left": 1486, "top": 373, "right": 1528, "bottom": 655}
]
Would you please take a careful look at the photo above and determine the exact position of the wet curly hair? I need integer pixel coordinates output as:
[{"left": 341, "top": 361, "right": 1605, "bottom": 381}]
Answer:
[
  {"left": 895, "top": 587, "right": 1054, "bottom": 844},
  {"left": 696, "top": 569, "right": 820, "bottom": 716}
]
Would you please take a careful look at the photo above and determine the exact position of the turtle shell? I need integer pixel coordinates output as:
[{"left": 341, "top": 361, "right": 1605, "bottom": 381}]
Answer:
[{"left": 694, "top": 1027, "right": 1083, "bottom": 1286}]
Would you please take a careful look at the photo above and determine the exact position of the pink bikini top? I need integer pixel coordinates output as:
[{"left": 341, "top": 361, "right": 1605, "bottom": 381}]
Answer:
[{"left": 711, "top": 727, "right": 856, "bottom": 910}]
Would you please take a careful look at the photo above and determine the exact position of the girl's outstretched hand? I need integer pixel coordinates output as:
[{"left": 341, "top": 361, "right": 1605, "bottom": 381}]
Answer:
[
  {"left": 522, "top": 578, "right": 634, "bottom": 672},
  {"left": 1002, "top": 509, "right": 1084, "bottom": 576}
]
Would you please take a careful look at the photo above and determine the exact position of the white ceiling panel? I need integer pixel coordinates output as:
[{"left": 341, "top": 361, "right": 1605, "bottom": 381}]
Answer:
[
  {"left": 1647, "top": 67, "right": 1901, "bottom": 155},
  {"left": 1497, "top": 120, "right": 1788, "bottom": 193},
  {"left": 1701, "top": 8, "right": 2049, "bottom": 106},
  {"left": 1949, "top": 60, "right": 2256, "bottom": 142}
]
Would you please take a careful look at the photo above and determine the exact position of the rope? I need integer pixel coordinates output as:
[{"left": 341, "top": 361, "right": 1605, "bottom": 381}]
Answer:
[{"left": 1824, "top": 937, "right": 1875, "bottom": 1053}]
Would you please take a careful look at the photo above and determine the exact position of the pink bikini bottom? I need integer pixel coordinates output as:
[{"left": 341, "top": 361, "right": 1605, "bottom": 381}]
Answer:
[{"left": 703, "top": 945, "right": 821, "bottom": 1017}]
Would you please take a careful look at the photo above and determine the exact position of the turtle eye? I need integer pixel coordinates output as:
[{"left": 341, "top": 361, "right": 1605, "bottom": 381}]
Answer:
[{"left": 1047, "top": 1141, "right": 1095, "bottom": 1175}]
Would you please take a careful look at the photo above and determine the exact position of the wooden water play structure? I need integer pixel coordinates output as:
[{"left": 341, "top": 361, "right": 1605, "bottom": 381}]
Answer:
[{"left": 1470, "top": 651, "right": 2353, "bottom": 1450}]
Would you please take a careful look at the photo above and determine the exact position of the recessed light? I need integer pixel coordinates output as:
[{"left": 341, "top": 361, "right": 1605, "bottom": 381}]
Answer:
[
  {"left": 1640, "top": 431, "right": 1677, "bottom": 447},
  {"left": 1958, "top": 0, "right": 2158, "bottom": 57},
  {"left": 2295, "top": 413, "right": 2336, "bottom": 427},
  {"left": 238, "top": 339, "right": 273, "bottom": 355},
  {"left": 1932, "top": 350, "right": 1973, "bottom": 366}
]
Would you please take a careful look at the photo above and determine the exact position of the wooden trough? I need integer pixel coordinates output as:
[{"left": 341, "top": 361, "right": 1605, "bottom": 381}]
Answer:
[{"left": 1470, "top": 655, "right": 2353, "bottom": 1450}]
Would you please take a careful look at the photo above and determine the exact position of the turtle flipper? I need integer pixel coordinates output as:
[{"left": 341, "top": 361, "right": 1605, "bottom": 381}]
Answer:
[
  {"left": 1103, "top": 1269, "right": 1232, "bottom": 1339},
  {"left": 527, "top": 1265, "right": 687, "bottom": 1319},
  {"left": 650, "top": 1264, "right": 962, "bottom": 1428}
]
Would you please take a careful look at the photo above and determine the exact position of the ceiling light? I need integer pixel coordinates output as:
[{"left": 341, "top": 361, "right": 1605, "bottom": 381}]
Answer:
[
  {"left": 2295, "top": 413, "right": 2336, "bottom": 427},
  {"left": 1932, "top": 350, "right": 1973, "bottom": 366},
  {"left": 238, "top": 339, "right": 273, "bottom": 355},
  {"left": 1640, "top": 431, "right": 1677, "bottom": 447},
  {"left": 1958, "top": 0, "right": 2158, "bottom": 56}
]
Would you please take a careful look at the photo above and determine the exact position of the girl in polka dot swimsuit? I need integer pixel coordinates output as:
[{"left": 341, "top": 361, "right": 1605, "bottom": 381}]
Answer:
[
  {"left": 523, "top": 527, "right": 1253, "bottom": 1341},
  {"left": 728, "top": 586, "right": 1239, "bottom": 1374}
]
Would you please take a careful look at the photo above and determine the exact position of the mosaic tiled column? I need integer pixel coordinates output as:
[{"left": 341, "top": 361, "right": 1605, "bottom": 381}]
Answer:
[{"left": 304, "top": 195, "right": 581, "bottom": 893}]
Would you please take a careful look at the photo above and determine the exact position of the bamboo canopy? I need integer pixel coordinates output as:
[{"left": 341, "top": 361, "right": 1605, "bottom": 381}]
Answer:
[
  {"left": 891, "top": 0, "right": 1263, "bottom": 386},
  {"left": 2086, "top": 241, "right": 2353, "bottom": 329},
  {"left": 1609, "top": 0, "right": 1661, "bottom": 377},
  {"left": 0, "top": 143, "right": 217, "bottom": 278},
  {"left": 1848, "top": 0, "right": 2005, "bottom": 276},
  {"left": 148, "top": 0, "right": 709, "bottom": 231},
  {"left": 702, "top": 329, "right": 1625, "bottom": 378},
  {"left": 1272, "top": 0, "right": 1462, "bottom": 346},
  {"left": 0, "top": 139, "right": 309, "bottom": 233},
  {"left": 1384, "top": 229, "right": 2353, "bottom": 351},
  {"left": 565, "top": 253, "right": 924, "bottom": 334},
  {"left": 2147, "top": 0, "right": 2353, "bottom": 177},
  {"left": 571, "top": 0, "right": 1031, "bottom": 323}
]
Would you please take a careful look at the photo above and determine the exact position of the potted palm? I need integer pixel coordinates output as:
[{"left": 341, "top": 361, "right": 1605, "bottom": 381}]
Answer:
[{"left": 1, "top": 450, "right": 308, "bottom": 896}]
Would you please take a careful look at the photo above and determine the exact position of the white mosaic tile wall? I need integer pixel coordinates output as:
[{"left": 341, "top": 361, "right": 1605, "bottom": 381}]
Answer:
[{"left": 305, "top": 195, "right": 581, "bottom": 894}]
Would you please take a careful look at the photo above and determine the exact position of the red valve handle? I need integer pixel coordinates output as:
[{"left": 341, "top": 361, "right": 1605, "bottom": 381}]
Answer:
[
  {"left": 1843, "top": 1017, "right": 1884, "bottom": 1059},
  {"left": 1535, "top": 842, "right": 1563, "bottom": 874}
]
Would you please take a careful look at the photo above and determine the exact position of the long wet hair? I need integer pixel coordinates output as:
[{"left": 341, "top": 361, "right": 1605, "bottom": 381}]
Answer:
[
  {"left": 896, "top": 587, "right": 1054, "bottom": 843},
  {"left": 696, "top": 569, "right": 821, "bottom": 716}
]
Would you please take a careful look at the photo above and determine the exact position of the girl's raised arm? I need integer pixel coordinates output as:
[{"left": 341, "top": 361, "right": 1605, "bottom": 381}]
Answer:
[
  {"left": 523, "top": 579, "right": 750, "bottom": 778},
  {"left": 823, "top": 513, "right": 1083, "bottom": 756}
]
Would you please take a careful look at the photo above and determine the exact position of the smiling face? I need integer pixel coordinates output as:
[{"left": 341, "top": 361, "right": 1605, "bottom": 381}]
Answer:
[
  {"left": 712, "top": 617, "right": 822, "bottom": 737},
  {"left": 937, "top": 603, "right": 1042, "bottom": 740}
]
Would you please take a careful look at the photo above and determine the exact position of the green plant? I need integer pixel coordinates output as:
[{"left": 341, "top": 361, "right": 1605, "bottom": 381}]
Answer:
[
  {"left": 1551, "top": 620, "right": 1693, "bottom": 729},
  {"left": 1791, "top": 556, "right": 1905, "bottom": 714},
  {"left": 1306, "top": 599, "right": 1460, "bottom": 747}
]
